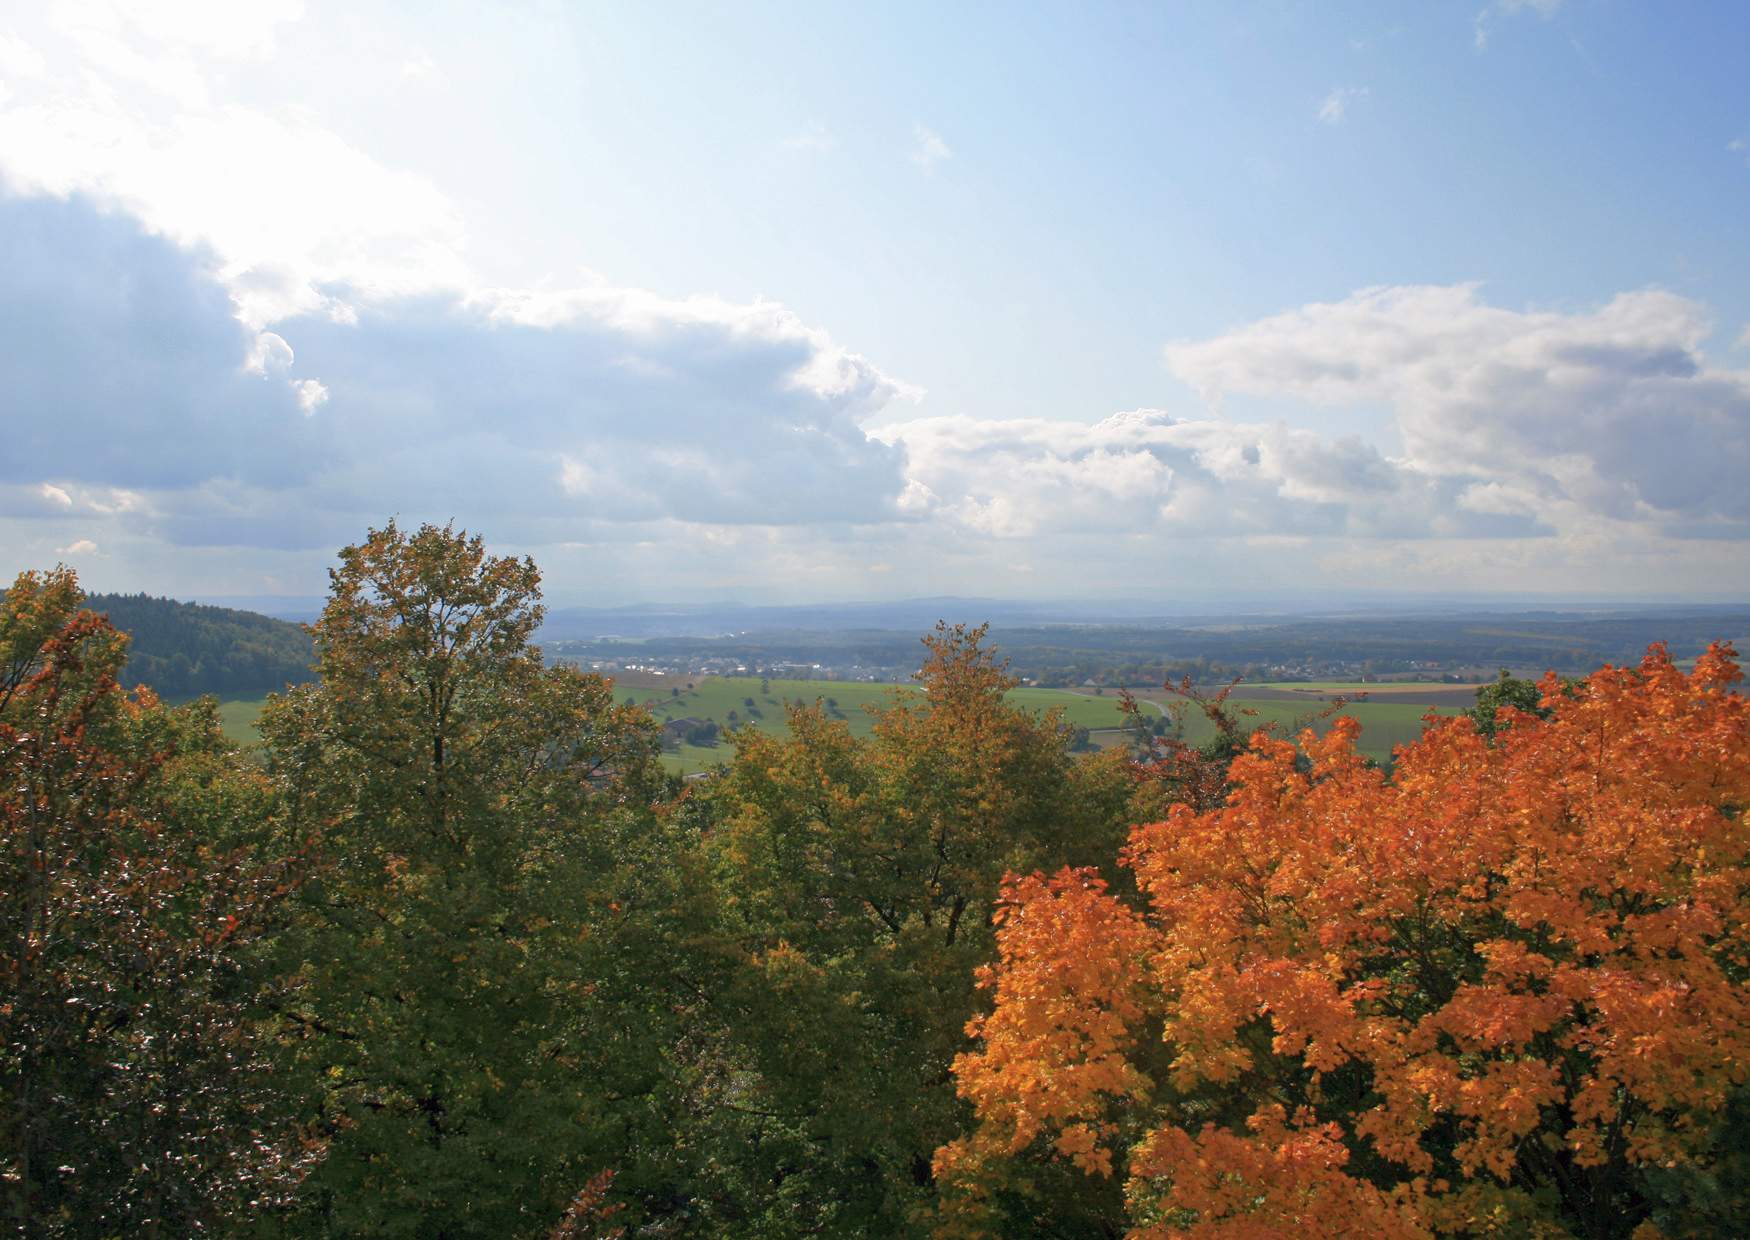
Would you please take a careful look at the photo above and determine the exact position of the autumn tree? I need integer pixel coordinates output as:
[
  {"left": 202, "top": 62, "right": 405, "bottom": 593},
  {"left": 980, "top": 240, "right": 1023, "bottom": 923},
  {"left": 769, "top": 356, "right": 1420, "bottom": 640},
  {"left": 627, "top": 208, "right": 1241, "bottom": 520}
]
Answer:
[
  {"left": 259, "top": 523, "right": 699, "bottom": 1237},
  {"left": 696, "top": 623, "right": 1136, "bottom": 1234},
  {"left": 1, "top": 568, "right": 311, "bottom": 1236},
  {"left": 938, "top": 643, "right": 1750, "bottom": 1238}
]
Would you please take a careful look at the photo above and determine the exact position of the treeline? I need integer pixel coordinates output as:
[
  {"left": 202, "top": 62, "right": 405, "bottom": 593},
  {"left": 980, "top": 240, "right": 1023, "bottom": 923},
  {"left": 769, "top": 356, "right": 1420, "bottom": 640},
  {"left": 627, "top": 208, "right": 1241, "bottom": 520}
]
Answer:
[
  {"left": 3, "top": 526, "right": 1748, "bottom": 1238},
  {"left": 86, "top": 592, "right": 313, "bottom": 698}
]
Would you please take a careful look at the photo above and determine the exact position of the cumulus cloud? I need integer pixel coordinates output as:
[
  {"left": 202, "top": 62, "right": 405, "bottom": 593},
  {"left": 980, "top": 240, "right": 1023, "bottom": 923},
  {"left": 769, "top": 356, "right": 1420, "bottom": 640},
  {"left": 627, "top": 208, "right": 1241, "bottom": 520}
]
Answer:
[
  {"left": 1, "top": 190, "right": 913, "bottom": 553},
  {"left": 8, "top": 187, "right": 1742, "bottom": 597},
  {"left": 1165, "top": 284, "right": 1750, "bottom": 535},
  {"left": 0, "top": 194, "right": 320, "bottom": 490},
  {"left": 0, "top": 7, "right": 466, "bottom": 325},
  {"left": 293, "top": 378, "right": 329, "bottom": 414},
  {"left": 882, "top": 409, "right": 1539, "bottom": 543},
  {"left": 2, "top": 3, "right": 1743, "bottom": 602}
]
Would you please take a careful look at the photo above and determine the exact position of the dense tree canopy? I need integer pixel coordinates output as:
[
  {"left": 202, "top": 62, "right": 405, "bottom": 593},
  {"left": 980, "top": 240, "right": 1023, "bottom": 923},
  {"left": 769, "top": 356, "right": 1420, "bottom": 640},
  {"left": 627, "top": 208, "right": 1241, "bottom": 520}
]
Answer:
[
  {"left": 938, "top": 644, "right": 1750, "bottom": 1238},
  {"left": 692, "top": 623, "right": 1137, "bottom": 1233},
  {"left": 257, "top": 522, "right": 700, "bottom": 1237},
  {"left": 86, "top": 593, "right": 313, "bottom": 699},
  {"left": 1, "top": 569, "right": 311, "bottom": 1236},
  {"left": 6, "top": 531, "right": 1748, "bottom": 1238}
]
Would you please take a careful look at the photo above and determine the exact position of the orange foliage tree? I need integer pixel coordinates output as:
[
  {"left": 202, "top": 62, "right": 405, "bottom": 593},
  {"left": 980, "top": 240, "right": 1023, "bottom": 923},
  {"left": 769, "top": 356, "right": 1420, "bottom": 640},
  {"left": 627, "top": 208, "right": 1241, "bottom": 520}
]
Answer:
[{"left": 936, "top": 643, "right": 1750, "bottom": 1238}]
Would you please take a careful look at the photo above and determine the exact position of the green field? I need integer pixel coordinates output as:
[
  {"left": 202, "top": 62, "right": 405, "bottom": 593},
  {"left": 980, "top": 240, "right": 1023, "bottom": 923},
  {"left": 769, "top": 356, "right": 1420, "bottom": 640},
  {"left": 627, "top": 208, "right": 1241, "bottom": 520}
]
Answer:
[
  {"left": 630, "top": 677, "right": 1133, "bottom": 774},
  {"left": 215, "top": 696, "right": 269, "bottom": 744},
  {"left": 1127, "top": 692, "right": 1463, "bottom": 762},
  {"left": 160, "top": 694, "right": 270, "bottom": 746},
  {"left": 1250, "top": 680, "right": 1481, "bottom": 694},
  {"left": 204, "top": 678, "right": 1465, "bottom": 773}
]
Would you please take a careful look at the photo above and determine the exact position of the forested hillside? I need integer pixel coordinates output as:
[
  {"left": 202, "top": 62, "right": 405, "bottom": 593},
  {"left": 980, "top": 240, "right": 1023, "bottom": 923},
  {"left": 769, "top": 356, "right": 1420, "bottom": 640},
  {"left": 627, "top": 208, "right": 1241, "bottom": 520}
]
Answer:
[
  {"left": 86, "top": 592, "right": 313, "bottom": 697},
  {"left": 4, "top": 528, "right": 1748, "bottom": 1238}
]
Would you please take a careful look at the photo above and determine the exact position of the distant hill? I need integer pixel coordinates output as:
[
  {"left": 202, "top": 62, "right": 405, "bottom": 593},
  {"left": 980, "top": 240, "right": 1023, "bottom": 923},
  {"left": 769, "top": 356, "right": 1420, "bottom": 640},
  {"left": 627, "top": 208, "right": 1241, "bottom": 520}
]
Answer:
[{"left": 87, "top": 593, "right": 314, "bottom": 699}]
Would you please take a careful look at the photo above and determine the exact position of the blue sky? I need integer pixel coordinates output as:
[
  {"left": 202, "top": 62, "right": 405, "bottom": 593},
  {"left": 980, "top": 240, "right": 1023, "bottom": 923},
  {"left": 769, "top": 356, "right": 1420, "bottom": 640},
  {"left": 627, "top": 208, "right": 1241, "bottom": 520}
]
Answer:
[{"left": 2, "top": 1, "right": 1747, "bottom": 603}]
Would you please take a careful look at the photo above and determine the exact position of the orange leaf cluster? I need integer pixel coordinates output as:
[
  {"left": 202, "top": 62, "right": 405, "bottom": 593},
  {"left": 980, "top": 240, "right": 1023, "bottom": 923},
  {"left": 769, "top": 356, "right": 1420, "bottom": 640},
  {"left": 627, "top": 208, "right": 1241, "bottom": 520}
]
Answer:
[{"left": 939, "top": 643, "right": 1750, "bottom": 1236}]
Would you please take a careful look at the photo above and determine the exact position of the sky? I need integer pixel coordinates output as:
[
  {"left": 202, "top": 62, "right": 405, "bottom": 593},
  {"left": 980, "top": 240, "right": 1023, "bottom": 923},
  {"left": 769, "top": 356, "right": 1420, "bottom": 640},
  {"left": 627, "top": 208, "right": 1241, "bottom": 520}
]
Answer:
[{"left": 2, "top": 0, "right": 1748, "bottom": 606}]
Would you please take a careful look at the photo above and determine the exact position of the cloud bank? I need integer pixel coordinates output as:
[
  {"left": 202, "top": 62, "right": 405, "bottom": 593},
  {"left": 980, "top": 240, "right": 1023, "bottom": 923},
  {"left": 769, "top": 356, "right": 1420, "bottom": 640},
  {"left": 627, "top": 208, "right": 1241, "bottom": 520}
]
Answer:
[
  {"left": 2, "top": 193, "right": 910, "bottom": 556},
  {"left": 1165, "top": 284, "right": 1750, "bottom": 534},
  {"left": 6, "top": 185, "right": 1744, "bottom": 599}
]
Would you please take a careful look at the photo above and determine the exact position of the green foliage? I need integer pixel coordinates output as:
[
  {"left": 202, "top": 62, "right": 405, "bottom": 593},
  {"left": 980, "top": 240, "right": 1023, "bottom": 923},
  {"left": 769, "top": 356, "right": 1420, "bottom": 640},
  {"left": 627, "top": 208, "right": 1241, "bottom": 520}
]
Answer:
[
  {"left": 85, "top": 592, "right": 313, "bottom": 698},
  {"left": 1467, "top": 666, "right": 1566, "bottom": 738},
  {"left": 13, "top": 532, "right": 1742, "bottom": 1239},
  {"left": 1, "top": 569, "right": 311, "bottom": 1236},
  {"left": 258, "top": 522, "right": 691, "bottom": 1237},
  {"left": 688, "top": 623, "right": 1136, "bottom": 1234}
]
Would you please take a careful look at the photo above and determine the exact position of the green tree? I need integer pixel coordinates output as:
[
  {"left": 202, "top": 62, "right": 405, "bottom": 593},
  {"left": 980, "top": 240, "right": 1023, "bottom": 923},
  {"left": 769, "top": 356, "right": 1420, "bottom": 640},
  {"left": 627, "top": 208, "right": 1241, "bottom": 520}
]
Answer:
[
  {"left": 259, "top": 523, "right": 686, "bottom": 1237},
  {"left": 1467, "top": 667, "right": 1547, "bottom": 737},
  {"left": 693, "top": 623, "right": 1135, "bottom": 1234},
  {"left": 1, "top": 568, "right": 310, "bottom": 1236}
]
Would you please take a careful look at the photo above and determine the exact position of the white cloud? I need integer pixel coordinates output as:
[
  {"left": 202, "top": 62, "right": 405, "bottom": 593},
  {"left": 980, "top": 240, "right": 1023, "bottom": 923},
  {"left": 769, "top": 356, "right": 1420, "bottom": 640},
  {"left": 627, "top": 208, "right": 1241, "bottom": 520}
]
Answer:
[
  {"left": 0, "top": 14, "right": 467, "bottom": 326},
  {"left": 1164, "top": 283, "right": 1750, "bottom": 533},
  {"left": 247, "top": 330, "right": 294, "bottom": 374},
  {"left": 910, "top": 123, "right": 952, "bottom": 169},
  {"left": 0, "top": 192, "right": 913, "bottom": 553},
  {"left": 881, "top": 408, "right": 1521, "bottom": 545},
  {"left": 3, "top": 2, "right": 1744, "bottom": 602},
  {"left": 9, "top": 191, "right": 1744, "bottom": 597},
  {"left": 0, "top": 31, "right": 48, "bottom": 91},
  {"left": 1318, "top": 87, "right": 1368, "bottom": 126},
  {"left": 293, "top": 377, "right": 329, "bottom": 413},
  {"left": 56, "top": 538, "right": 98, "bottom": 556}
]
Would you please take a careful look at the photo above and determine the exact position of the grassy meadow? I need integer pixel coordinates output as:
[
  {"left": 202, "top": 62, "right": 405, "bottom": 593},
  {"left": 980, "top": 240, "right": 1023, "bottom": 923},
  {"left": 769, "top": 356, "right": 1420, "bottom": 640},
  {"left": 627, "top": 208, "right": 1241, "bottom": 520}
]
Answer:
[
  {"left": 215, "top": 696, "right": 270, "bottom": 745},
  {"left": 1117, "top": 684, "right": 1469, "bottom": 763},
  {"left": 204, "top": 677, "right": 1476, "bottom": 773}
]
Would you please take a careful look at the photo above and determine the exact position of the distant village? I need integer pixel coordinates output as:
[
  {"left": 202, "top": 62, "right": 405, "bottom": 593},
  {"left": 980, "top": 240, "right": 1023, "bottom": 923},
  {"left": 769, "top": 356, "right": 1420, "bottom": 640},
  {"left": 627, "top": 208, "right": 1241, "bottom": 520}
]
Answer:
[{"left": 549, "top": 646, "right": 1492, "bottom": 689}]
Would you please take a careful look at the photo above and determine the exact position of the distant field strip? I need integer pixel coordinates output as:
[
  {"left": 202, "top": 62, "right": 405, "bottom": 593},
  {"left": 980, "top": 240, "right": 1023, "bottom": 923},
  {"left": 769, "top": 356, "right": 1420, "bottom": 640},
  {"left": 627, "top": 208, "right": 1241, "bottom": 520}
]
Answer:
[
  {"left": 209, "top": 676, "right": 1471, "bottom": 772},
  {"left": 632, "top": 677, "right": 1133, "bottom": 773},
  {"left": 1122, "top": 692, "right": 1465, "bottom": 761}
]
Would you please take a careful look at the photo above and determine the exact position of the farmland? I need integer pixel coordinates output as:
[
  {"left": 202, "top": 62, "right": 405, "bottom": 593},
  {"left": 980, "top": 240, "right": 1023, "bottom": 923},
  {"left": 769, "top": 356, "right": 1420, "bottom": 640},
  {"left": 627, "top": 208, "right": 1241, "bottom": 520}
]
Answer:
[
  {"left": 626, "top": 676, "right": 1472, "bottom": 774},
  {"left": 624, "top": 676, "right": 1134, "bottom": 774},
  {"left": 200, "top": 676, "right": 1472, "bottom": 772},
  {"left": 1126, "top": 681, "right": 1470, "bottom": 758}
]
